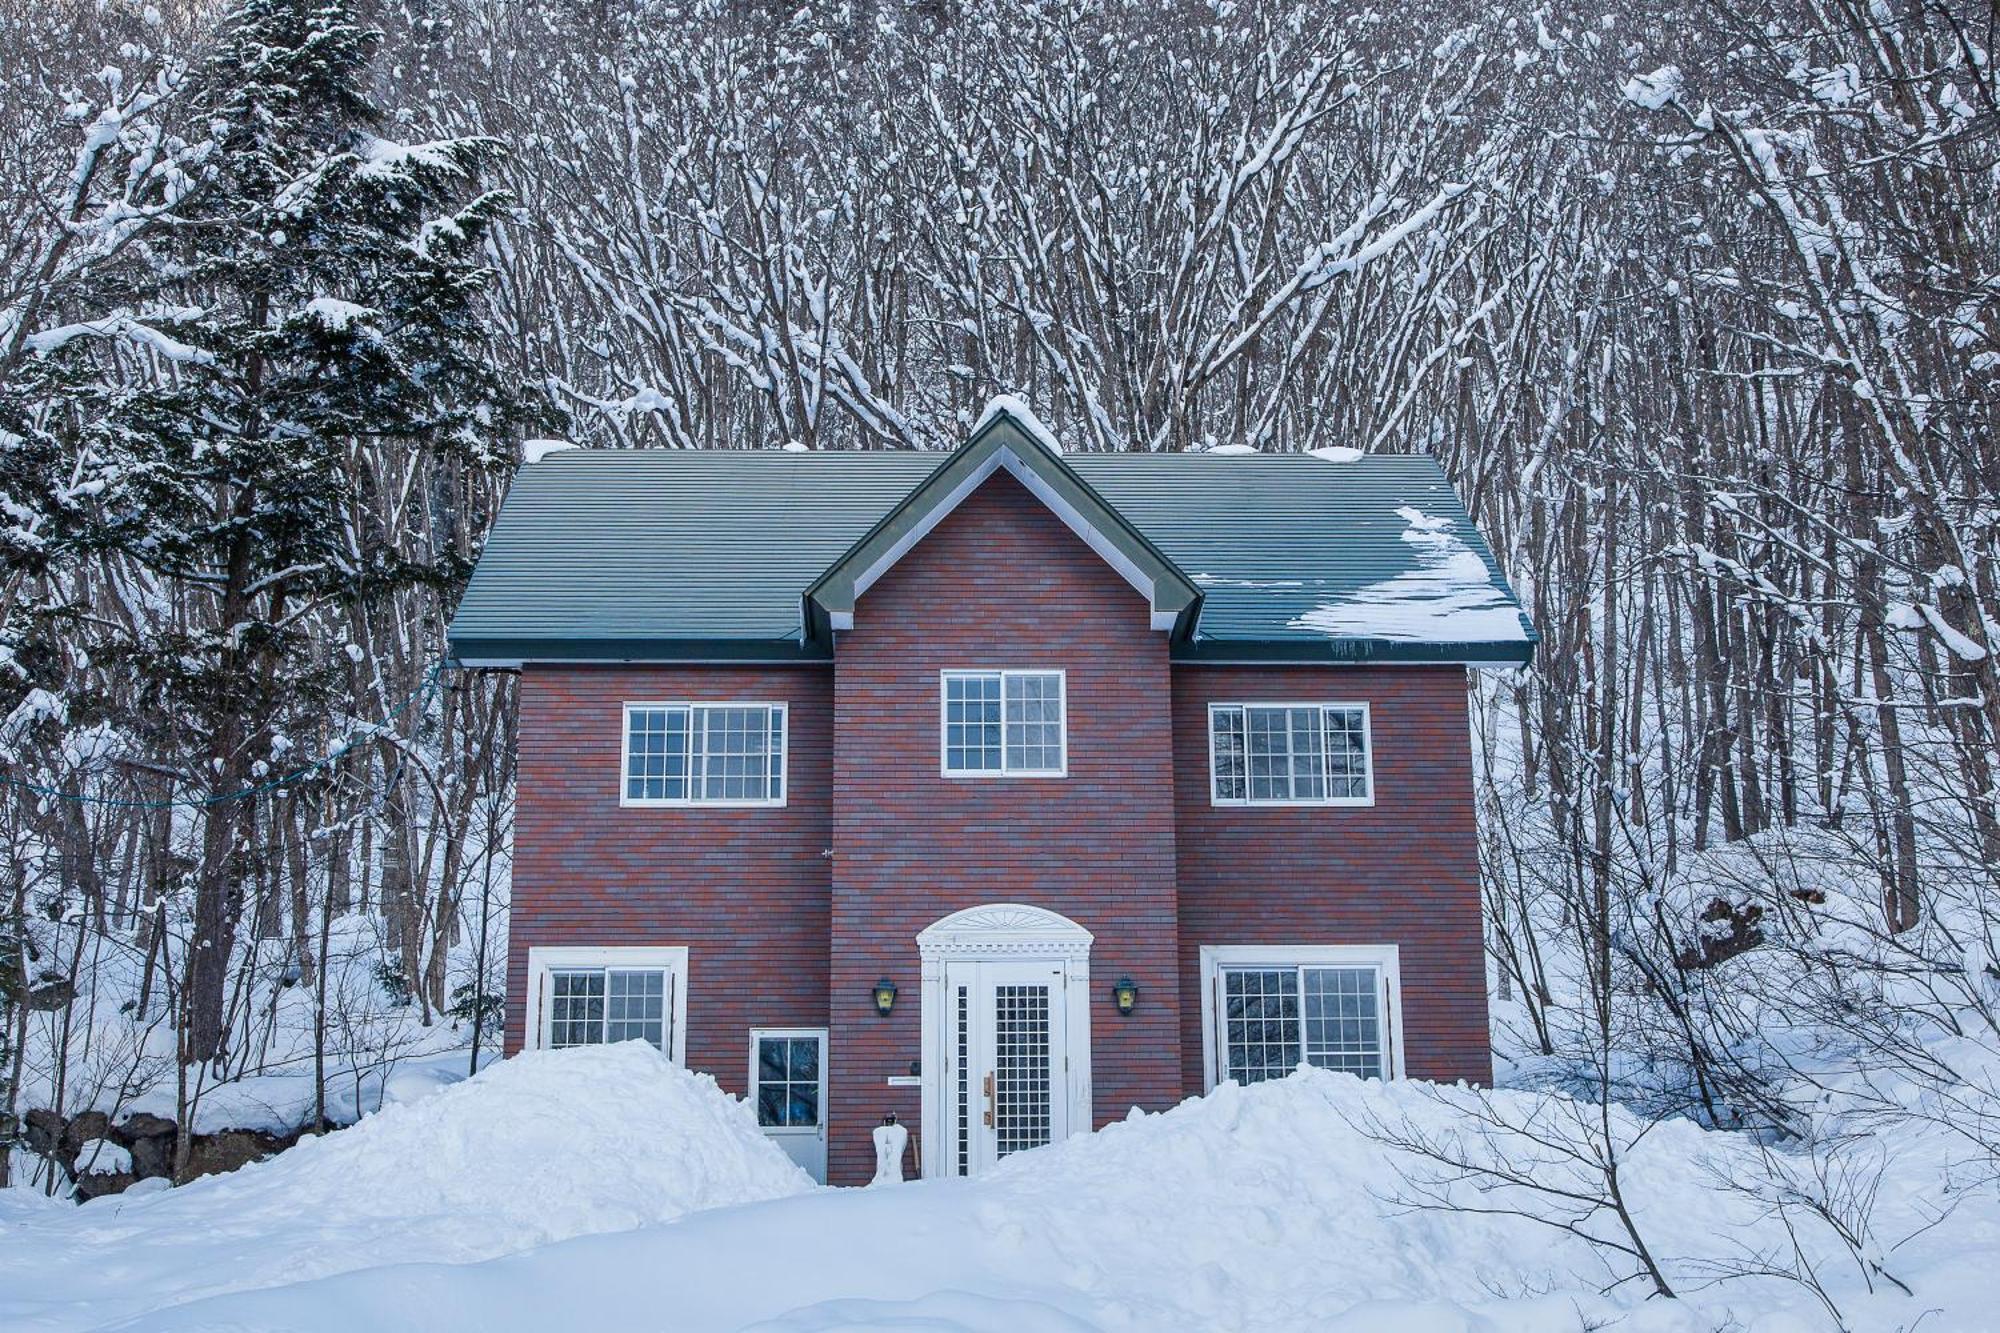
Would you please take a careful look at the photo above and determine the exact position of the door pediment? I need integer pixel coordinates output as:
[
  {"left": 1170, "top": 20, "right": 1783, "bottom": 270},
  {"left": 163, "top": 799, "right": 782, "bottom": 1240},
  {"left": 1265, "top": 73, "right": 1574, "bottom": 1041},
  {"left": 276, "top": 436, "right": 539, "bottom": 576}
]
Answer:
[{"left": 916, "top": 903, "right": 1094, "bottom": 960}]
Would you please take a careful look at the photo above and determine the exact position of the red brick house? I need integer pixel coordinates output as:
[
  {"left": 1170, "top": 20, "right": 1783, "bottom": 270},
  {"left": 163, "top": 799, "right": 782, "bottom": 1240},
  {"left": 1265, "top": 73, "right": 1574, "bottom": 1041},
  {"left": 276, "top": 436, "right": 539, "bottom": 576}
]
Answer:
[{"left": 448, "top": 400, "right": 1534, "bottom": 1185}]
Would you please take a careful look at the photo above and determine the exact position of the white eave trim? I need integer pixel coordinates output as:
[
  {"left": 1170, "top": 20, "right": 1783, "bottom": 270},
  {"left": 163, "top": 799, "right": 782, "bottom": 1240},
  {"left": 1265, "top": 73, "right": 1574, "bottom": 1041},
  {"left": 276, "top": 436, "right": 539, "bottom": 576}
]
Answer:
[{"left": 844, "top": 444, "right": 1169, "bottom": 629}]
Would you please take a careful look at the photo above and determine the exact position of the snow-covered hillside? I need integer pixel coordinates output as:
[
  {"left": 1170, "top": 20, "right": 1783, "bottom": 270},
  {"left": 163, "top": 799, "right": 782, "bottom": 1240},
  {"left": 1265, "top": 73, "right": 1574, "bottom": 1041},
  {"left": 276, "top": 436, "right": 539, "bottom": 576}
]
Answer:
[{"left": 3, "top": 1043, "right": 1991, "bottom": 1332}]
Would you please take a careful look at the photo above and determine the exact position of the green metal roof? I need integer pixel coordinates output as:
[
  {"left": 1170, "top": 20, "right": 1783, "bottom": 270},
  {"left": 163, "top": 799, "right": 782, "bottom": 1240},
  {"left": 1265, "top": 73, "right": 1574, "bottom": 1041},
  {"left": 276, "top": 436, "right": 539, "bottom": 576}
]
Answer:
[{"left": 448, "top": 408, "right": 1536, "bottom": 667}]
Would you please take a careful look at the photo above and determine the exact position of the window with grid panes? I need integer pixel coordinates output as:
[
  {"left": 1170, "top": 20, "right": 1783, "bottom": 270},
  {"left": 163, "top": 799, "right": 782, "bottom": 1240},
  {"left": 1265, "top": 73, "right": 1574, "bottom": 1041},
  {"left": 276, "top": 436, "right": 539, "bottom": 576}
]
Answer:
[
  {"left": 1209, "top": 703, "right": 1370, "bottom": 804},
  {"left": 752, "top": 1035, "right": 822, "bottom": 1128},
  {"left": 547, "top": 968, "right": 667, "bottom": 1050},
  {"left": 1220, "top": 965, "right": 1386, "bottom": 1083},
  {"left": 624, "top": 703, "right": 786, "bottom": 804},
  {"left": 942, "top": 671, "right": 1065, "bottom": 775}
]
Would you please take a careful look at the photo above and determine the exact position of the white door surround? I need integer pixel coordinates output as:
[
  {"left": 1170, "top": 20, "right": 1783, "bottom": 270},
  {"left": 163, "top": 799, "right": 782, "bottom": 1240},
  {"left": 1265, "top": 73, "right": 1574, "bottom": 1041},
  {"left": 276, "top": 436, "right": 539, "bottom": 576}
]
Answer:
[{"left": 917, "top": 903, "right": 1093, "bottom": 1179}]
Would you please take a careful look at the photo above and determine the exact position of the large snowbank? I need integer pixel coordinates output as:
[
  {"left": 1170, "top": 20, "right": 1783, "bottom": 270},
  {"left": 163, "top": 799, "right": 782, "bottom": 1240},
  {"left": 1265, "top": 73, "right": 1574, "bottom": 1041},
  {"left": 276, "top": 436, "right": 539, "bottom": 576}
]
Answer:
[
  {"left": 54, "top": 1065, "right": 1995, "bottom": 1332},
  {"left": 0, "top": 1043, "right": 811, "bottom": 1331}
]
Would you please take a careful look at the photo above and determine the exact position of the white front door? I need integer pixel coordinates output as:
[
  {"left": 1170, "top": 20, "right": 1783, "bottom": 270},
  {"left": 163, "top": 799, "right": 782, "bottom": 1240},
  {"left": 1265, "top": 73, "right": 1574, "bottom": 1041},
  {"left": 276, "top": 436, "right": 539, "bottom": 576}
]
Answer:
[
  {"left": 940, "top": 959, "right": 1071, "bottom": 1176},
  {"left": 750, "top": 1028, "right": 827, "bottom": 1183}
]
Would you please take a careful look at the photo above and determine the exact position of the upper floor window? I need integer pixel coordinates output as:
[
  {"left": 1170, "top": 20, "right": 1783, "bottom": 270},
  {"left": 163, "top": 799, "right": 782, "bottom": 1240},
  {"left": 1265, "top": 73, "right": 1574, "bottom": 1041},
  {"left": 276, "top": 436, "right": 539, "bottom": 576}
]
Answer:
[
  {"left": 941, "top": 669, "right": 1066, "bottom": 777},
  {"left": 1209, "top": 702, "right": 1372, "bottom": 806},
  {"left": 623, "top": 702, "right": 787, "bottom": 806}
]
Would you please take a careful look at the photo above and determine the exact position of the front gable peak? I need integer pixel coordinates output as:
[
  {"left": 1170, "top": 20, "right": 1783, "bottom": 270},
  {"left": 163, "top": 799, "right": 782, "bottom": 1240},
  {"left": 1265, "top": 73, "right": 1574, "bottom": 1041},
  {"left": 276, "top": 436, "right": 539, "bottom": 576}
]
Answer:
[{"left": 804, "top": 399, "right": 1202, "bottom": 638}]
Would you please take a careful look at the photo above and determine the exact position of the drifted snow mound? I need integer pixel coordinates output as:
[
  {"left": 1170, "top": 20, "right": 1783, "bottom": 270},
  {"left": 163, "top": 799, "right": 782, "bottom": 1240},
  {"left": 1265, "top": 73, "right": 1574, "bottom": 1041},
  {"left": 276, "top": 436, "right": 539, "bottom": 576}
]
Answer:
[
  {"left": 0, "top": 1044, "right": 811, "bottom": 1331},
  {"left": 207, "top": 1042, "right": 813, "bottom": 1243},
  {"left": 113, "top": 1065, "right": 1960, "bottom": 1333}
]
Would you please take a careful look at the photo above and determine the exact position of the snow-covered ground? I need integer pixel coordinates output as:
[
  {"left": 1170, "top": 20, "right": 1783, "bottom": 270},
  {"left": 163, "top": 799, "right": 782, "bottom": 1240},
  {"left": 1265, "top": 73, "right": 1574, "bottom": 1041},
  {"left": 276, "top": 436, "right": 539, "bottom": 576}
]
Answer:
[{"left": 3, "top": 1042, "right": 1992, "bottom": 1332}]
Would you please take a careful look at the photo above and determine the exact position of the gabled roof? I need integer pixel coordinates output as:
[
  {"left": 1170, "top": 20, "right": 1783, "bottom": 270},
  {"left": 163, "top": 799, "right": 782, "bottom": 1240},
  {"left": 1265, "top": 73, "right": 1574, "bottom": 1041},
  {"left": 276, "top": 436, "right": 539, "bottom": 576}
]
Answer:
[
  {"left": 803, "top": 402, "right": 1202, "bottom": 637},
  {"left": 447, "top": 402, "right": 1537, "bottom": 668}
]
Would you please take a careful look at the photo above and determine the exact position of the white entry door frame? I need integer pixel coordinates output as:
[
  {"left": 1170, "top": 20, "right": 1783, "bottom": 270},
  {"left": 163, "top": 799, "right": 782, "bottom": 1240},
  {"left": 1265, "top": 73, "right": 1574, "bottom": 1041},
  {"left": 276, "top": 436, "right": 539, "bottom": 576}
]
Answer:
[{"left": 917, "top": 903, "right": 1093, "bottom": 1179}]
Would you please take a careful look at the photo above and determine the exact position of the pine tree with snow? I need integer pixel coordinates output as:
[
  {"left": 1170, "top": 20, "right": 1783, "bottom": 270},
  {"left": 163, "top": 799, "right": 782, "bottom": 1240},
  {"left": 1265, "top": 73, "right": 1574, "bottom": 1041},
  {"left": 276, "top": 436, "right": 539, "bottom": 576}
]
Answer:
[{"left": 0, "top": 0, "right": 547, "bottom": 1067}]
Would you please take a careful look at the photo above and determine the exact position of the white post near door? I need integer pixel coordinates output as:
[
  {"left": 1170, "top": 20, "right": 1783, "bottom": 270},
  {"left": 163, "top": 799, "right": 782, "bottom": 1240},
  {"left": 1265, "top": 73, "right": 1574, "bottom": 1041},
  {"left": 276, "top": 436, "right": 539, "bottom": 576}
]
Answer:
[{"left": 916, "top": 903, "right": 1094, "bottom": 1180}]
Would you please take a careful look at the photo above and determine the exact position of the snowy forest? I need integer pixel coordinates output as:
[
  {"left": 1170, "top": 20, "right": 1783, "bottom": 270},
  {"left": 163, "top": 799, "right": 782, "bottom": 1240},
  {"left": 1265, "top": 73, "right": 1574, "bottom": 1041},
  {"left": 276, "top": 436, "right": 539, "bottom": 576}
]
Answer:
[{"left": 1, "top": 0, "right": 1996, "bottom": 1324}]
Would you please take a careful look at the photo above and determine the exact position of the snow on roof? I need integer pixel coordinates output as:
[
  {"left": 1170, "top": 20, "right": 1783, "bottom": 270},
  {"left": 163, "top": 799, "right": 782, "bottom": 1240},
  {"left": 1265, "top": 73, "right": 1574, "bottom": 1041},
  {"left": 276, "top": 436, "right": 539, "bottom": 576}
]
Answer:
[
  {"left": 972, "top": 394, "right": 1065, "bottom": 453},
  {"left": 453, "top": 446, "right": 1534, "bottom": 665},
  {"left": 1287, "top": 504, "right": 1530, "bottom": 644},
  {"left": 522, "top": 439, "right": 579, "bottom": 464},
  {"left": 1309, "top": 445, "right": 1365, "bottom": 463}
]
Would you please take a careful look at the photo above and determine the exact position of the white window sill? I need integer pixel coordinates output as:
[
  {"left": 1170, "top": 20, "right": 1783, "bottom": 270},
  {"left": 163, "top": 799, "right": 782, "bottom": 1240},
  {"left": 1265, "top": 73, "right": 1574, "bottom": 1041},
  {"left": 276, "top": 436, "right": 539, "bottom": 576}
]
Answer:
[
  {"left": 620, "top": 798, "right": 788, "bottom": 809},
  {"left": 1210, "top": 797, "right": 1375, "bottom": 809}
]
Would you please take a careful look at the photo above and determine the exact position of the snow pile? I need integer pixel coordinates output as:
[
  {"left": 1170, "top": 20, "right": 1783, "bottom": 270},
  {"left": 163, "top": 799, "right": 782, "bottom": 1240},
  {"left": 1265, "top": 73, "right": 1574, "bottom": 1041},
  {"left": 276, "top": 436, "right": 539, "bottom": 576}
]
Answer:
[
  {"left": 1289, "top": 504, "right": 1529, "bottom": 643},
  {"left": 971, "top": 393, "right": 1065, "bottom": 452},
  {"left": 0, "top": 1044, "right": 811, "bottom": 1331},
  {"left": 91, "top": 1066, "right": 1993, "bottom": 1332},
  {"left": 1308, "top": 444, "right": 1364, "bottom": 463},
  {"left": 522, "top": 438, "right": 579, "bottom": 463}
]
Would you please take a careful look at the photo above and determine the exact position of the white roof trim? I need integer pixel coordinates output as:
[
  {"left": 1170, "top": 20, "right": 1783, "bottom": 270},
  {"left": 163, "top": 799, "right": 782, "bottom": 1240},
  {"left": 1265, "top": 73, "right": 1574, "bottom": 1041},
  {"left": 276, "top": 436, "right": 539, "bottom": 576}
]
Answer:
[
  {"left": 845, "top": 444, "right": 1164, "bottom": 626},
  {"left": 917, "top": 902, "right": 1095, "bottom": 961}
]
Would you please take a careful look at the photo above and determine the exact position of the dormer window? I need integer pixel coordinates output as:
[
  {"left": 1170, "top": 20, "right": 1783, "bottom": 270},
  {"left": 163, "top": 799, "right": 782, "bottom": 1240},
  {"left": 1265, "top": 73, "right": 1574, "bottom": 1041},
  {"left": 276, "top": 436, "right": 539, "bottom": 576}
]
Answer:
[
  {"left": 623, "top": 702, "right": 787, "bottom": 806},
  {"left": 941, "top": 670, "right": 1066, "bottom": 777}
]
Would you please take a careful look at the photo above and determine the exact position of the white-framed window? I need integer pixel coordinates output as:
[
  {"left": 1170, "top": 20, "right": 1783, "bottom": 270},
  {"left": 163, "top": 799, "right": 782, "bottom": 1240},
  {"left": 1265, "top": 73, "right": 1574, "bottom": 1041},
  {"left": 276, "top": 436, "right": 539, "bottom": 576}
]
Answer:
[
  {"left": 622, "top": 702, "right": 787, "bottom": 806},
  {"left": 526, "top": 946, "right": 688, "bottom": 1063},
  {"left": 940, "top": 669, "right": 1067, "bottom": 777},
  {"left": 1208, "top": 702, "right": 1373, "bottom": 806},
  {"left": 749, "top": 1028, "right": 825, "bottom": 1130},
  {"left": 1198, "top": 945, "right": 1402, "bottom": 1091}
]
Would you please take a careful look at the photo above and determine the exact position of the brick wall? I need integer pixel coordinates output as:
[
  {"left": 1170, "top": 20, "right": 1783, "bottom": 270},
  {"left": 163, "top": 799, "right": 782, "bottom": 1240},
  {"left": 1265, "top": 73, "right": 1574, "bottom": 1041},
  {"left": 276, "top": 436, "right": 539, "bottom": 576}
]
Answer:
[
  {"left": 1171, "top": 665, "right": 1492, "bottom": 1091},
  {"left": 828, "top": 469, "right": 1184, "bottom": 1184},
  {"left": 507, "top": 665, "right": 833, "bottom": 1088}
]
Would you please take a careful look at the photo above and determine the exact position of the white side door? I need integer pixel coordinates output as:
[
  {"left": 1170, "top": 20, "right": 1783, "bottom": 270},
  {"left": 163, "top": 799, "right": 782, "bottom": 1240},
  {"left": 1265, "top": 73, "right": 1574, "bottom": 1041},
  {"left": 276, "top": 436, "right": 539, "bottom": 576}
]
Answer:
[
  {"left": 750, "top": 1028, "right": 827, "bottom": 1183},
  {"left": 942, "top": 959, "right": 1070, "bottom": 1176}
]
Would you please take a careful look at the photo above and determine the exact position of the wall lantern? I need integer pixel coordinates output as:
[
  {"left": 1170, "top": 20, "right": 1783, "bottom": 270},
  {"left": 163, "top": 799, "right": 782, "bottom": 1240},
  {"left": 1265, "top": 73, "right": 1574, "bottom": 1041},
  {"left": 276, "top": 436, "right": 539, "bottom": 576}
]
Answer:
[
  {"left": 1112, "top": 976, "right": 1140, "bottom": 1015},
  {"left": 872, "top": 977, "right": 898, "bottom": 1016}
]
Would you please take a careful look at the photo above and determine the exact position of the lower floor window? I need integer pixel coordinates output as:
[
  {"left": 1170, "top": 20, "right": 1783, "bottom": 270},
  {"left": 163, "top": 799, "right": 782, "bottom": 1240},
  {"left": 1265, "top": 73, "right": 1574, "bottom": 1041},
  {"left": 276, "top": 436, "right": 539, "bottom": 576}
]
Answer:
[
  {"left": 549, "top": 968, "right": 667, "bottom": 1049},
  {"left": 1204, "top": 945, "right": 1399, "bottom": 1088},
  {"left": 529, "top": 946, "right": 686, "bottom": 1061}
]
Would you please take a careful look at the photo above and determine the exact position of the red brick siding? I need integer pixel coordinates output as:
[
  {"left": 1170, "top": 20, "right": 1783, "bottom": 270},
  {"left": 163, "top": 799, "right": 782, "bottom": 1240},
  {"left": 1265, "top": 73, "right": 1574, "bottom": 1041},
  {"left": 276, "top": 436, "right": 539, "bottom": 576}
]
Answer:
[
  {"left": 507, "top": 665, "right": 833, "bottom": 1091},
  {"left": 828, "top": 470, "right": 1183, "bottom": 1184},
  {"left": 1172, "top": 665, "right": 1492, "bottom": 1090}
]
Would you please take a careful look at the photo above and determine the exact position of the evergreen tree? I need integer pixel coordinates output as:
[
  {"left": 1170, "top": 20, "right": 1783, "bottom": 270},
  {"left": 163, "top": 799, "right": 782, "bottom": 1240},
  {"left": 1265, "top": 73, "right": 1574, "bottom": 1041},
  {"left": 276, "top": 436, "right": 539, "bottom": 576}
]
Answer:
[{"left": 1, "top": 0, "right": 546, "bottom": 1067}]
